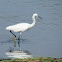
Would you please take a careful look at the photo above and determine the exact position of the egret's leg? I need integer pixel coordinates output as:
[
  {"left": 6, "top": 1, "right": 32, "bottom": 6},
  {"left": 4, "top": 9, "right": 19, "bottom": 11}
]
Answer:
[
  {"left": 10, "top": 30, "right": 16, "bottom": 37},
  {"left": 10, "top": 30, "right": 16, "bottom": 47},
  {"left": 13, "top": 36, "right": 16, "bottom": 47}
]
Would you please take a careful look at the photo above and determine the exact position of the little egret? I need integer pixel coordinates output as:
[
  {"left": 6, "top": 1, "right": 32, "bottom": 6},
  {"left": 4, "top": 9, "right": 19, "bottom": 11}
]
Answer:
[{"left": 6, "top": 13, "right": 42, "bottom": 47}]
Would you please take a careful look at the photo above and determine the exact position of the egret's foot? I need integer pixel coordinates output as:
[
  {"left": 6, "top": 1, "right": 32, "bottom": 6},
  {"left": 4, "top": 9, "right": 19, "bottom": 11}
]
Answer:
[
  {"left": 13, "top": 37, "right": 16, "bottom": 47},
  {"left": 13, "top": 40, "right": 16, "bottom": 47},
  {"left": 13, "top": 37, "right": 16, "bottom": 41}
]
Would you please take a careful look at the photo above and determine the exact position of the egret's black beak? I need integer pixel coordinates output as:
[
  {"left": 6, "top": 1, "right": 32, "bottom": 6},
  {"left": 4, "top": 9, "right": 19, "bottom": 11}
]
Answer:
[{"left": 38, "top": 16, "right": 42, "bottom": 19}]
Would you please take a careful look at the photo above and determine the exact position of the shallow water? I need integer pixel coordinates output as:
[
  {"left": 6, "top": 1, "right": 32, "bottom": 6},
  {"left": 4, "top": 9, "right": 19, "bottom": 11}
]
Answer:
[{"left": 0, "top": 0, "right": 62, "bottom": 58}]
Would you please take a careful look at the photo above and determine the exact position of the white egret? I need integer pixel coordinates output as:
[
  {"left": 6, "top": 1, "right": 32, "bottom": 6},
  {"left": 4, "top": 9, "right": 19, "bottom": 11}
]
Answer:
[{"left": 6, "top": 13, "right": 42, "bottom": 47}]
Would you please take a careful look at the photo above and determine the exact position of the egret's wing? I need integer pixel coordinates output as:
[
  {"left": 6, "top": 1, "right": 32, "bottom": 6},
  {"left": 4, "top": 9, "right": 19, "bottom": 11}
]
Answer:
[{"left": 6, "top": 23, "right": 30, "bottom": 32}]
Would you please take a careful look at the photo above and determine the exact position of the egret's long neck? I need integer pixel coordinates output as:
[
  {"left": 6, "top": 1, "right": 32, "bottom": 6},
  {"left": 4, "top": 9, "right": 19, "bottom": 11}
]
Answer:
[{"left": 29, "top": 15, "right": 36, "bottom": 28}]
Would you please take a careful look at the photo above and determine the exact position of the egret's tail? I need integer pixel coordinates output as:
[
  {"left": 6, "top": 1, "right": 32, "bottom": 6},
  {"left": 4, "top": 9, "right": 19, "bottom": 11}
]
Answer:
[
  {"left": 6, "top": 27, "right": 8, "bottom": 30},
  {"left": 6, "top": 26, "right": 12, "bottom": 30}
]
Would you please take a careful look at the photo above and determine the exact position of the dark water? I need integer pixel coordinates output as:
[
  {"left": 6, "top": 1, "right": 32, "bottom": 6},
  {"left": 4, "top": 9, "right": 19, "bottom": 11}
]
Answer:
[{"left": 0, "top": 0, "right": 62, "bottom": 58}]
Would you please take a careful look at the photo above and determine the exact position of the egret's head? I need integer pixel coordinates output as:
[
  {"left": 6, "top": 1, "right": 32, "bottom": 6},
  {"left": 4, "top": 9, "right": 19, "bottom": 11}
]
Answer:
[
  {"left": 33, "top": 13, "right": 38, "bottom": 17},
  {"left": 33, "top": 13, "right": 42, "bottom": 19}
]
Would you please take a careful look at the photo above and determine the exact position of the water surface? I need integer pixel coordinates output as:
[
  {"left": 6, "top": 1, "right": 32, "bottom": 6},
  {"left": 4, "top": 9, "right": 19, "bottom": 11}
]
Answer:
[{"left": 0, "top": 0, "right": 62, "bottom": 58}]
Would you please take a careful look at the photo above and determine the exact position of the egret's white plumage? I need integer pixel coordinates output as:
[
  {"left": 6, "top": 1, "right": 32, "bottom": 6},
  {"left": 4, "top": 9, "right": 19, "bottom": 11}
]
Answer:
[
  {"left": 6, "top": 23, "right": 30, "bottom": 32},
  {"left": 6, "top": 13, "right": 42, "bottom": 47},
  {"left": 6, "top": 13, "right": 40, "bottom": 32}
]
